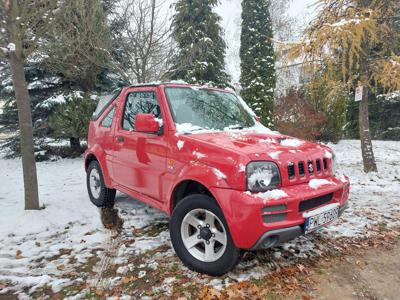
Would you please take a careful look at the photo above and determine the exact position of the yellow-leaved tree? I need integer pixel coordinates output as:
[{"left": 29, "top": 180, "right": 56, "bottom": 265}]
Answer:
[{"left": 280, "top": 0, "right": 400, "bottom": 173}]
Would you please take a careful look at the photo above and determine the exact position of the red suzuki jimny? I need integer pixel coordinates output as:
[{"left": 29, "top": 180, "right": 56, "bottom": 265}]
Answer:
[{"left": 85, "top": 83, "right": 350, "bottom": 275}]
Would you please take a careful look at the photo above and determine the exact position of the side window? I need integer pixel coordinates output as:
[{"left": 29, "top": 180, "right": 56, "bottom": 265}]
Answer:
[
  {"left": 101, "top": 107, "right": 115, "bottom": 128},
  {"left": 122, "top": 91, "right": 162, "bottom": 131}
]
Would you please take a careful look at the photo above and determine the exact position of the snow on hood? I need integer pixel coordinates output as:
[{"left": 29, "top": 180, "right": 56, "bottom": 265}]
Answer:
[{"left": 178, "top": 124, "right": 328, "bottom": 161}]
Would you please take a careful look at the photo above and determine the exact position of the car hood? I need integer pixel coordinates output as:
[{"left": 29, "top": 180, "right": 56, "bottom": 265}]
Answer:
[{"left": 182, "top": 129, "right": 331, "bottom": 161}]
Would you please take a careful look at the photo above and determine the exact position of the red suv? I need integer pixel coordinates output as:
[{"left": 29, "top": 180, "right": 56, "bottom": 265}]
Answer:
[{"left": 85, "top": 83, "right": 350, "bottom": 275}]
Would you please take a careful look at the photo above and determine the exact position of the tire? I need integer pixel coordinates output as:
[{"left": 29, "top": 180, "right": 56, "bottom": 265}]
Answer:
[
  {"left": 170, "top": 194, "right": 239, "bottom": 276},
  {"left": 86, "top": 160, "right": 116, "bottom": 208}
]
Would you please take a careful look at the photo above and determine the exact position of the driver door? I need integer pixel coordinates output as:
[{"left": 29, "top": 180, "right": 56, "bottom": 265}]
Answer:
[{"left": 112, "top": 88, "right": 167, "bottom": 202}]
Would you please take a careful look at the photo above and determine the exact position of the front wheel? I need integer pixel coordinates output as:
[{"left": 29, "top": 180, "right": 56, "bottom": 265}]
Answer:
[
  {"left": 86, "top": 161, "right": 116, "bottom": 208},
  {"left": 170, "top": 194, "right": 239, "bottom": 276}
]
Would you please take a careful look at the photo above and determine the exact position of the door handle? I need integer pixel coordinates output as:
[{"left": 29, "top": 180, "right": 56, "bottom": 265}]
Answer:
[{"left": 116, "top": 136, "right": 125, "bottom": 143}]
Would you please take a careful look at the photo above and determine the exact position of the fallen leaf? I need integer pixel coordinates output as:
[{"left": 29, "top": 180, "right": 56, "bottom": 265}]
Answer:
[
  {"left": 15, "top": 250, "right": 23, "bottom": 259},
  {"left": 95, "top": 288, "right": 104, "bottom": 297},
  {"left": 298, "top": 264, "right": 306, "bottom": 272},
  {"left": 122, "top": 276, "right": 137, "bottom": 284}
]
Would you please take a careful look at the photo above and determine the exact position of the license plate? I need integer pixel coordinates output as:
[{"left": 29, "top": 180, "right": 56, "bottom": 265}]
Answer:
[{"left": 304, "top": 204, "right": 339, "bottom": 234}]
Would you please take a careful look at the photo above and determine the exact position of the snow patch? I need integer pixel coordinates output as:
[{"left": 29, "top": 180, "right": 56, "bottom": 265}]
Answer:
[
  {"left": 177, "top": 140, "right": 184, "bottom": 150},
  {"left": 7, "top": 43, "right": 16, "bottom": 52},
  {"left": 155, "top": 118, "right": 163, "bottom": 127},
  {"left": 324, "top": 150, "right": 333, "bottom": 159},
  {"left": 280, "top": 138, "right": 304, "bottom": 147},
  {"left": 308, "top": 179, "right": 335, "bottom": 189},
  {"left": 192, "top": 151, "right": 206, "bottom": 159},
  {"left": 213, "top": 168, "right": 227, "bottom": 180},
  {"left": 268, "top": 151, "right": 282, "bottom": 159},
  {"left": 175, "top": 123, "right": 208, "bottom": 134},
  {"left": 256, "top": 189, "right": 288, "bottom": 200}
]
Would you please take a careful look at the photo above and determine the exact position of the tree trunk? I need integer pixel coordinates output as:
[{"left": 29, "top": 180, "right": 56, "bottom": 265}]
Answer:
[
  {"left": 359, "top": 86, "right": 377, "bottom": 173},
  {"left": 8, "top": 53, "right": 40, "bottom": 210},
  {"left": 70, "top": 137, "right": 81, "bottom": 153},
  {"left": 358, "top": 32, "right": 378, "bottom": 173}
]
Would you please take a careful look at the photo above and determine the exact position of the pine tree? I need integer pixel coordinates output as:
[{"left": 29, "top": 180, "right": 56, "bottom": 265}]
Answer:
[
  {"left": 45, "top": 0, "right": 112, "bottom": 91},
  {"left": 48, "top": 93, "right": 97, "bottom": 153},
  {"left": 168, "top": 0, "right": 230, "bottom": 87},
  {"left": 240, "top": 0, "right": 276, "bottom": 127}
]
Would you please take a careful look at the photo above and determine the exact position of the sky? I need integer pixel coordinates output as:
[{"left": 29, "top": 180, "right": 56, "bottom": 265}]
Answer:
[{"left": 288, "top": 0, "right": 318, "bottom": 20}]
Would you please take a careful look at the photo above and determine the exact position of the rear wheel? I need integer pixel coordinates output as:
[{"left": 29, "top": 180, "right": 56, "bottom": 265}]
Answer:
[
  {"left": 86, "top": 161, "right": 116, "bottom": 207},
  {"left": 170, "top": 194, "right": 239, "bottom": 276}
]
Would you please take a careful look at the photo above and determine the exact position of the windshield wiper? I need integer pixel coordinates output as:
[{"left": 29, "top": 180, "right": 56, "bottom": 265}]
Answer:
[{"left": 226, "top": 125, "right": 244, "bottom": 130}]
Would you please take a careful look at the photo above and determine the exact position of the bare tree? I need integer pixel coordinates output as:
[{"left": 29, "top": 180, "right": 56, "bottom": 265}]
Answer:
[
  {"left": 0, "top": 0, "right": 57, "bottom": 210},
  {"left": 114, "top": 0, "right": 172, "bottom": 83}
]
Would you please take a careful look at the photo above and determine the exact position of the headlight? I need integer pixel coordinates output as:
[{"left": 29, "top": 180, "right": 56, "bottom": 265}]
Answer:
[{"left": 246, "top": 162, "right": 281, "bottom": 192}]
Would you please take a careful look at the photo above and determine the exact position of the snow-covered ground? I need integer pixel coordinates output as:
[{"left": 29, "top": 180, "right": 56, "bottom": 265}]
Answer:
[{"left": 0, "top": 140, "right": 399, "bottom": 298}]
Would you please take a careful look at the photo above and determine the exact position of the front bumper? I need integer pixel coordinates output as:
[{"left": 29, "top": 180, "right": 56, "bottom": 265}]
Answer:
[
  {"left": 210, "top": 175, "right": 350, "bottom": 249},
  {"left": 250, "top": 201, "right": 348, "bottom": 250}
]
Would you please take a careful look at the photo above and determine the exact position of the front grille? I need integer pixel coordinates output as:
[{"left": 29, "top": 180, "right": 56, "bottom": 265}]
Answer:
[
  {"left": 287, "top": 158, "right": 330, "bottom": 180},
  {"left": 262, "top": 213, "right": 287, "bottom": 223},
  {"left": 308, "top": 160, "right": 314, "bottom": 175},
  {"left": 299, "top": 193, "right": 333, "bottom": 212},
  {"left": 262, "top": 204, "right": 287, "bottom": 223},
  {"left": 316, "top": 159, "right": 321, "bottom": 173},
  {"left": 298, "top": 162, "right": 305, "bottom": 177},
  {"left": 288, "top": 163, "right": 295, "bottom": 179},
  {"left": 323, "top": 158, "right": 328, "bottom": 171},
  {"left": 262, "top": 204, "right": 287, "bottom": 213}
]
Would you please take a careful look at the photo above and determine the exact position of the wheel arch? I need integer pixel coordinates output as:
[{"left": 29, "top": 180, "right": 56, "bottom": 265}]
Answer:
[
  {"left": 170, "top": 179, "right": 215, "bottom": 213},
  {"left": 167, "top": 162, "right": 231, "bottom": 215},
  {"left": 84, "top": 147, "right": 113, "bottom": 187},
  {"left": 85, "top": 153, "right": 98, "bottom": 171}
]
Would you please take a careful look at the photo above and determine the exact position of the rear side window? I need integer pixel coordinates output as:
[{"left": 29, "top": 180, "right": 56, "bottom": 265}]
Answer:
[
  {"left": 100, "top": 107, "right": 115, "bottom": 128},
  {"left": 92, "top": 89, "right": 121, "bottom": 120},
  {"left": 122, "top": 91, "right": 162, "bottom": 131}
]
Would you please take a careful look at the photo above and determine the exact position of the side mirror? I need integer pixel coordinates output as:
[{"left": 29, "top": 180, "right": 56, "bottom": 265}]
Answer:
[{"left": 135, "top": 114, "right": 160, "bottom": 133}]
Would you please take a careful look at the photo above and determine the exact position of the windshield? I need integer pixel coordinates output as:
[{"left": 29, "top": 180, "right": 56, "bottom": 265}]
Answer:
[{"left": 165, "top": 87, "right": 256, "bottom": 132}]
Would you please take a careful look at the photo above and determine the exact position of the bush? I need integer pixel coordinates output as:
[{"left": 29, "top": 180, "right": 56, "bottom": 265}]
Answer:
[
  {"left": 305, "top": 79, "right": 349, "bottom": 143},
  {"left": 274, "top": 89, "right": 326, "bottom": 141},
  {"left": 48, "top": 93, "right": 97, "bottom": 153}
]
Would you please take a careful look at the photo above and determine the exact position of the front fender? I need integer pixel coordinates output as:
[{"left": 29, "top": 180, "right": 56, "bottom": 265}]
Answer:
[
  {"left": 167, "top": 161, "right": 232, "bottom": 213},
  {"left": 177, "top": 161, "right": 231, "bottom": 188}
]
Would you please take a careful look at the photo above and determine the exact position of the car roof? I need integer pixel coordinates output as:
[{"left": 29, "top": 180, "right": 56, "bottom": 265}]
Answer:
[{"left": 128, "top": 82, "right": 234, "bottom": 94}]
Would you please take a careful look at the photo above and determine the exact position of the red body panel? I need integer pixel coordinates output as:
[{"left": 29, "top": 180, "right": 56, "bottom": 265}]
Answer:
[{"left": 85, "top": 84, "right": 350, "bottom": 249}]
